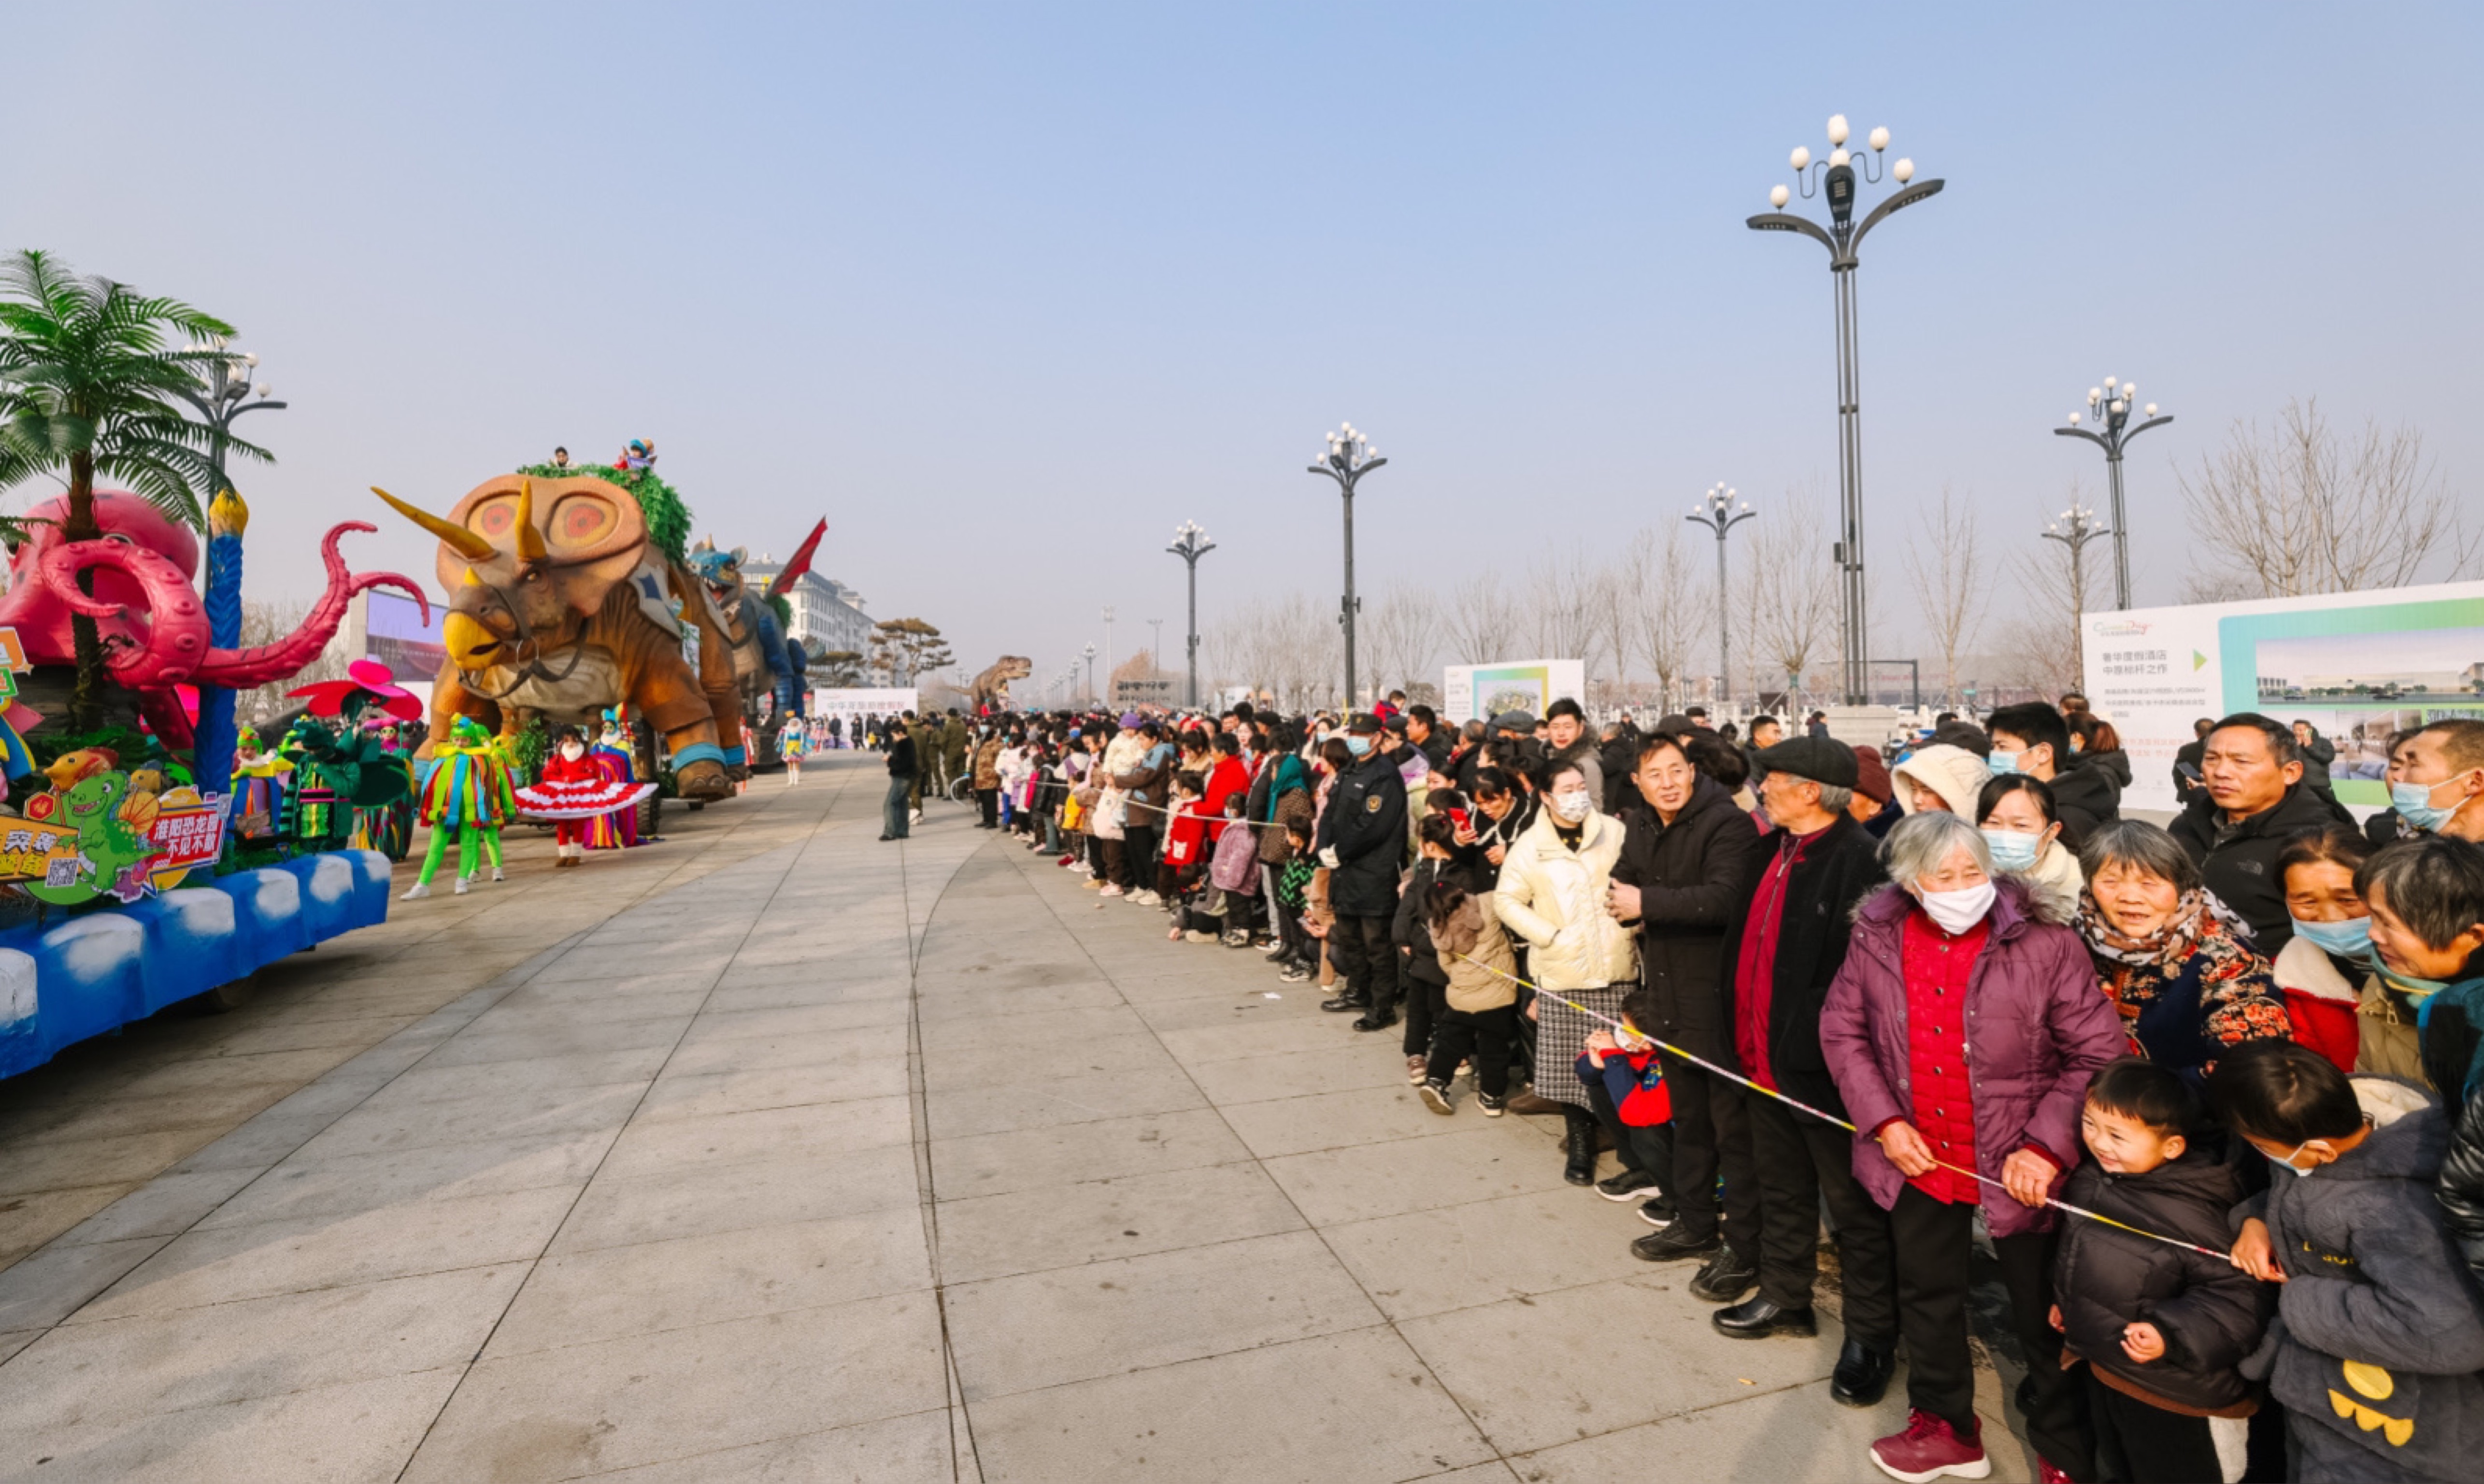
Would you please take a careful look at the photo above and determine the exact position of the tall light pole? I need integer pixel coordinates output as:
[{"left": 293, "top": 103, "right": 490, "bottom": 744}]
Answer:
[
  {"left": 1167, "top": 520, "right": 1216, "bottom": 710},
  {"left": 170, "top": 334, "right": 284, "bottom": 497},
  {"left": 1307, "top": 423, "right": 1386, "bottom": 710},
  {"left": 2056, "top": 375, "right": 2170, "bottom": 611},
  {"left": 1685, "top": 483, "right": 1756, "bottom": 704},
  {"left": 1082, "top": 642, "right": 1098, "bottom": 705},
  {"left": 1100, "top": 606, "right": 1115, "bottom": 707},
  {"left": 1749, "top": 116, "right": 1944, "bottom": 705},
  {"left": 2042, "top": 503, "right": 2113, "bottom": 688}
]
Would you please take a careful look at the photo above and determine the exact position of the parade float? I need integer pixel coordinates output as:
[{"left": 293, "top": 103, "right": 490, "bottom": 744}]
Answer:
[
  {"left": 685, "top": 517, "right": 825, "bottom": 770},
  {"left": 0, "top": 489, "right": 419, "bottom": 1079}
]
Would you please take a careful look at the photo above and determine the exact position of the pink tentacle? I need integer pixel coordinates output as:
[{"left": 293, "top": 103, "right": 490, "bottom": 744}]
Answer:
[
  {"left": 189, "top": 521, "right": 429, "bottom": 690},
  {"left": 35, "top": 540, "right": 209, "bottom": 690},
  {"left": 139, "top": 688, "right": 196, "bottom": 750}
]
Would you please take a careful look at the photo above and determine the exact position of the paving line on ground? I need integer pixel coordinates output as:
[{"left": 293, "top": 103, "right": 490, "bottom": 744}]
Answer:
[
  {"left": 387, "top": 763, "right": 861, "bottom": 1483},
  {"left": 969, "top": 836, "right": 1530, "bottom": 1475}
]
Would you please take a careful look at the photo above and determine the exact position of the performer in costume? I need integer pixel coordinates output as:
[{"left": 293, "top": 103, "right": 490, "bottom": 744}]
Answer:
[
  {"left": 230, "top": 724, "right": 292, "bottom": 845},
  {"left": 586, "top": 711, "right": 642, "bottom": 850},
  {"left": 514, "top": 722, "right": 657, "bottom": 866},
  {"left": 352, "top": 719, "right": 417, "bottom": 860},
  {"left": 781, "top": 717, "right": 806, "bottom": 785},
  {"left": 407, "top": 716, "right": 513, "bottom": 899}
]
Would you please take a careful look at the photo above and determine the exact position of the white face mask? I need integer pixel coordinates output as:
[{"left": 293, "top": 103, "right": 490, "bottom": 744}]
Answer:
[
  {"left": 1917, "top": 879, "right": 1996, "bottom": 934},
  {"left": 1548, "top": 788, "right": 1592, "bottom": 822},
  {"left": 559, "top": 742, "right": 585, "bottom": 760}
]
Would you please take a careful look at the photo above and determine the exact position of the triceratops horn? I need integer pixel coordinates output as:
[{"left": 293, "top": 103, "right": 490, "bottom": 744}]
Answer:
[
  {"left": 514, "top": 477, "right": 549, "bottom": 562},
  {"left": 371, "top": 487, "right": 496, "bottom": 562}
]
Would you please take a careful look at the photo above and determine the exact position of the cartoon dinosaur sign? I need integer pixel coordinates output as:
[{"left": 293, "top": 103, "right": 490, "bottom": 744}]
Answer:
[{"left": 2, "top": 759, "right": 225, "bottom": 905}]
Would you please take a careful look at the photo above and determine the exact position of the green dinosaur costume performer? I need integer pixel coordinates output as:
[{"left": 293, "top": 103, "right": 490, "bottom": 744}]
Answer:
[{"left": 407, "top": 717, "right": 515, "bottom": 899}]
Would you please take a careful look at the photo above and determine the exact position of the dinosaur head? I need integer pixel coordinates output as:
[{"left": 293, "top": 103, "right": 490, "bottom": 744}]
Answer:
[
  {"left": 61, "top": 771, "right": 125, "bottom": 822},
  {"left": 373, "top": 476, "right": 647, "bottom": 675},
  {"left": 685, "top": 542, "right": 749, "bottom": 613}
]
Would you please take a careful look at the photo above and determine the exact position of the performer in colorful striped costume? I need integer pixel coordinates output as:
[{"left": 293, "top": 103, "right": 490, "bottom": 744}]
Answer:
[{"left": 405, "top": 716, "right": 514, "bottom": 899}]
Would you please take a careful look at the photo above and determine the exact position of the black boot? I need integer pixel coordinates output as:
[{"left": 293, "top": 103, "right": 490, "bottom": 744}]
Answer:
[
  {"left": 1561, "top": 1109, "right": 1598, "bottom": 1186},
  {"left": 1319, "top": 990, "right": 1368, "bottom": 1013}
]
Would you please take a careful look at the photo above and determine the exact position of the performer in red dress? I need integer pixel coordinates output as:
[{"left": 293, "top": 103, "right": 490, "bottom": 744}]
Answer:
[{"left": 515, "top": 726, "right": 656, "bottom": 869}]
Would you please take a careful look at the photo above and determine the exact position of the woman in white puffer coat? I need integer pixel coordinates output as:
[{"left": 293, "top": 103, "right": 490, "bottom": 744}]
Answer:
[{"left": 1495, "top": 760, "right": 1640, "bottom": 1187}]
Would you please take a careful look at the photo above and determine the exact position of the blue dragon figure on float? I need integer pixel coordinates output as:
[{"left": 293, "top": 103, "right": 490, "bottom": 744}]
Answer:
[{"left": 684, "top": 516, "right": 825, "bottom": 768}]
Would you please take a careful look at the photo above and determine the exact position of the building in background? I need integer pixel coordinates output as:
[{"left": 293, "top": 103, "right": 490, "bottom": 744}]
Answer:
[{"left": 739, "top": 558, "right": 874, "bottom": 658}]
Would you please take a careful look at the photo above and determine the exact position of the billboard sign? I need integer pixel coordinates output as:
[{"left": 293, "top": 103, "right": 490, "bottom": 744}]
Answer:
[
  {"left": 2081, "top": 579, "right": 2484, "bottom": 814},
  {"left": 1442, "top": 659, "right": 1588, "bottom": 727},
  {"left": 810, "top": 687, "right": 920, "bottom": 724}
]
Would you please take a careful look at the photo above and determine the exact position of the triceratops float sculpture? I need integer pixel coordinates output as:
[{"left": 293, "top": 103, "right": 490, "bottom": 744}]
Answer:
[
  {"left": 0, "top": 490, "right": 424, "bottom": 748},
  {"left": 374, "top": 474, "right": 742, "bottom": 801}
]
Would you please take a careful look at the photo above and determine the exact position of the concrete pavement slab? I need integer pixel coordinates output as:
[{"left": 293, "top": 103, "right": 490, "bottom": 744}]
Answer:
[{"left": 928, "top": 1160, "right": 1307, "bottom": 1285}]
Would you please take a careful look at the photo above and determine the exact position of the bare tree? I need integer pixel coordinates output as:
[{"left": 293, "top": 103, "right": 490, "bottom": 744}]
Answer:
[
  {"left": 1441, "top": 571, "right": 1521, "bottom": 666},
  {"left": 235, "top": 597, "right": 353, "bottom": 724},
  {"left": 1626, "top": 524, "right": 1704, "bottom": 713},
  {"left": 1524, "top": 543, "right": 1606, "bottom": 680},
  {"left": 2181, "top": 397, "right": 2478, "bottom": 599},
  {"left": 1359, "top": 582, "right": 1442, "bottom": 703},
  {"left": 1592, "top": 557, "right": 1637, "bottom": 705},
  {"left": 1900, "top": 485, "right": 1990, "bottom": 709},
  {"left": 1994, "top": 490, "right": 2110, "bottom": 699},
  {"left": 1749, "top": 490, "right": 1841, "bottom": 714}
]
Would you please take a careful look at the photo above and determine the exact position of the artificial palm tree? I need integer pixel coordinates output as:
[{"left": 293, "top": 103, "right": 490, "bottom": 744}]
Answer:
[{"left": 0, "top": 250, "right": 267, "bottom": 729}]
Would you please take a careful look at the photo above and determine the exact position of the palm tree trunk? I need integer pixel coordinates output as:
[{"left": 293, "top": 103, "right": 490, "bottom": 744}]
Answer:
[{"left": 63, "top": 450, "right": 103, "bottom": 734}]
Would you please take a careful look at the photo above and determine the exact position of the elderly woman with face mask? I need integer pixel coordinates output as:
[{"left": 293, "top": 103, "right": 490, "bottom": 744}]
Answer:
[
  {"left": 1496, "top": 759, "right": 1639, "bottom": 1185},
  {"left": 1820, "top": 811, "right": 2125, "bottom": 1484},
  {"left": 2076, "top": 818, "right": 2292, "bottom": 1076}
]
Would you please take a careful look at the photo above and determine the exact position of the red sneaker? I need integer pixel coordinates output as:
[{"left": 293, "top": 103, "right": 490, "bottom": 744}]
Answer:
[
  {"left": 1868, "top": 1409, "right": 1990, "bottom": 1483},
  {"left": 2035, "top": 1462, "right": 2071, "bottom": 1484}
]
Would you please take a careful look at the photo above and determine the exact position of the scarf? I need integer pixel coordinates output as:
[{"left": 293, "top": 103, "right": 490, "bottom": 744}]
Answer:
[{"left": 2076, "top": 887, "right": 2253, "bottom": 970}]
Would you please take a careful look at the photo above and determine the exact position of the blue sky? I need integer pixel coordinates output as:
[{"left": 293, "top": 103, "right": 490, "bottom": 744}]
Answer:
[{"left": 9, "top": 2, "right": 2479, "bottom": 694}]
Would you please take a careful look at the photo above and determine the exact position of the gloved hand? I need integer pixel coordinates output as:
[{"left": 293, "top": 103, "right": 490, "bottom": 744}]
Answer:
[{"left": 1318, "top": 846, "right": 1340, "bottom": 869}]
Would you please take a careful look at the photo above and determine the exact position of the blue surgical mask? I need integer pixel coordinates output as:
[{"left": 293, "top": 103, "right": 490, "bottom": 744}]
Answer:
[
  {"left": 2392, "top": 780, "right": 2456, "bottom": 833},
  {"left": 1987, "top": 750, "right": 2021, "bottom": 776},
  {"left": 2289, "top": 914, "right": 2376, "bottom": 965},
  {"left": 1980, "top": 828, "right": 2041, "bottom": 872},
  {"left": 1345, "top": 735, "right": 1372, "bottom": 757}
]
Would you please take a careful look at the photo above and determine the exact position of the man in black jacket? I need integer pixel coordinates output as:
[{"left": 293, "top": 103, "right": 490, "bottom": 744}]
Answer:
[
  {"left": 1987, "top": 701, "right": 2119, "bottom": 844},
  {"left": 880, "top": 720, "right": 917, "bottom": 841},
  {"left": 2169, "top": 713, "right": 2353, "bottom": 954},
  {"left": 1606, "top": 735, "right": 1768, "bottom": 1280},
  {"left": 1708, "top": 736, "right": 1899, "bottom": 1410},
  {"left": 1318, "top": 714, "right": 1409, "bottom": 1031}
]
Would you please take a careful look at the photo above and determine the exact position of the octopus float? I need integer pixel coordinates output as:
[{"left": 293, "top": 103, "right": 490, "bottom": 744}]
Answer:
[{"left": 0, "top": 490, "right": 426, "bottom": 748}]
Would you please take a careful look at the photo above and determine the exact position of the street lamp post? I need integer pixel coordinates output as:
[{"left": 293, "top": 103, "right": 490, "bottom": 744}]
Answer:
[
  {"left": 1166, "top": 520, "right": 1216, "bottom": 710},
  {"left": 1685, "top": 483, "right": 1755, "bottom": 705},
  {"left": 1082, "top": 643, "right": 1098, "bottom": 705},
  {"left": 2055, "top": 376, "right": 2171, "bottom": 611},
  {"left": 1307, "top": 424, "right": 1386, "bottom": 711},
  {"left": 1748, "top": 116, "right": 1944, "bottom": 705},
  {"left": 1100, "top": 606, "right": 1115, "bottom": 707},
  {"left": 2042, "top": 504, "right": 2114, "bottom": 685},
  {"left": 170, "top": 335, "right": 285, "bottom": 497}
]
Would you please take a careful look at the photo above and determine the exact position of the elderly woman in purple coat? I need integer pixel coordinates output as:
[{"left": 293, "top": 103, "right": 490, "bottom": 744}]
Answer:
[{"left": 1821, "top": 810, "right": 2124, "bottom": 1484}]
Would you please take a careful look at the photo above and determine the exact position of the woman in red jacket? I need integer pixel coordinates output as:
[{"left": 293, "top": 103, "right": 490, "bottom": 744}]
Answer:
[{"left": 1820, "top": 810, "right": 2125, "bottom": 1484}]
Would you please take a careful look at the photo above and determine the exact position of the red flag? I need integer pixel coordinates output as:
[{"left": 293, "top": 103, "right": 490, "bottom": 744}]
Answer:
[{"left": 765, "top": 518, "right": 829, "bottom": 600}]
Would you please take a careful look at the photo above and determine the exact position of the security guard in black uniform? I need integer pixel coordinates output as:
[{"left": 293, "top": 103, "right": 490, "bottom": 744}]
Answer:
[{"left": 1317, "top": 713, "right": 1411, "bottom": 1031}]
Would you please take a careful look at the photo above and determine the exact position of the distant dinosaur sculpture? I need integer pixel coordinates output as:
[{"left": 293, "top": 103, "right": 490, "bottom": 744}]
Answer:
[{"left": 970, "top": 656, "right": 1032, "bottom": 712}]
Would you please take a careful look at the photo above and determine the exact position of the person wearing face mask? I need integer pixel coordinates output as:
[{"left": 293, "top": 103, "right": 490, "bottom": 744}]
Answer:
[
  {"left": 1976, "top": 774, "right": 2082, "bottom": 920},
  {"left": 1494, "top": 759, "right": 1638, "bottom": 1184},
  {"left": 1986, "top": 701, "right": 2121, "bottom": 845},
  {"left": 1821, "top": 812, "right": 2123, "bottom": 1484},
  {"left": 2357, "top": 836, "right": 2484, "bottom": 1102},
  {"left": 2269, "top": 826, "right": 2383, "bottom": 1075},
  {"left": 1889, "top": 742, "right": 1991, "bottom": 822},
  {"left": 1709, "top": 736, "right": 1890, "bottom": 1348},
  {"left": 2075, "top": 820, "right": 2293, "bottom": 1080},
  {"left": 2213, "top": 1039, "right": 2484, "bottom": 1484},
  {"left": 2384, "top": 717, "right": 2484, "bottom": 843},
  {"left": 533, "top": 725, "right": 604, "bottom": 869},
  {"left": 1542, "top": 699, "right": 1603, "bottom": 807},
  {"left": 1314, "top": 714, "right": 1409, "bottom": 1031}
]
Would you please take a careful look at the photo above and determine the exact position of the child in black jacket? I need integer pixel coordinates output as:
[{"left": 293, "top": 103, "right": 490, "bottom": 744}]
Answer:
[
  {"left": 2050, "top": 1059, "right": 2268, "bottom": 1483},
  {"left": 1392, "top": 814, "right": 1461, "bottom": 1085}
]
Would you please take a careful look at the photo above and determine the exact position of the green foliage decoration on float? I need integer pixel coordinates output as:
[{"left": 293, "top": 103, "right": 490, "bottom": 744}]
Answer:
[{"left": 514, "top": 462, "right": 692, "bottom": 566}]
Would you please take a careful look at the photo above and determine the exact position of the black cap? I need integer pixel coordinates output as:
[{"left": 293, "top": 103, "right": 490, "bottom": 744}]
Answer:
[
  {"left": 1751, "top": 735, "right": 1858, "bottom": 789},
  {"left": 1487, "top": 710, "right": 1538, "bottom": 734},
  {"left": 1346, "top": 713, "right": 1384, "bottom": 734}
]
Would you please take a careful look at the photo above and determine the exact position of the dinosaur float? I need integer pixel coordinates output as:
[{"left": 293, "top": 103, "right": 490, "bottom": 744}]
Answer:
[
  {"left": 970, "top": 656, "right": 1033, "bottom": 713},
  {"left": 0, "top": 490, "right": 424, "bottom": 747},
  {"left": 373, "top": 473, "right": 743, "bottom": 801},
  {"left": 684, "top": 533, "right": 807, "bottom": 759}
]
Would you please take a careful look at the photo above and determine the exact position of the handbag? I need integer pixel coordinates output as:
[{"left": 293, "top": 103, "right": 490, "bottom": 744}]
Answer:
[{"left": 1094, "top": 789, "right": 1128, "bottom": 841}]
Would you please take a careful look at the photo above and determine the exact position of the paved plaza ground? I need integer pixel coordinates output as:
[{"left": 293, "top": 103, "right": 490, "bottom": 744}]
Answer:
[{"left": 0, "top": 751, "right": 2035, "bottom": 1482}]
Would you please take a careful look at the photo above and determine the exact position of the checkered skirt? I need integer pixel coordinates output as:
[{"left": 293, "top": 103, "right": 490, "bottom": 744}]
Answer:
[{"left": 1528, "top": 982, "right": 1628, "bottom": 1108}]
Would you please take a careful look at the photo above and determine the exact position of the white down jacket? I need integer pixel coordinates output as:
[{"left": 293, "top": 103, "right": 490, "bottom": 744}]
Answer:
[{"left": 1493, "top": 806, "right": 1639, "bottom": 991}]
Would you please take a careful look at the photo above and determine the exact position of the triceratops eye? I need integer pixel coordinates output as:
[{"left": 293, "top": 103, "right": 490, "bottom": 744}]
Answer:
[{"left": 550, "top": 495, "right": 617, "bottom": 548}]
